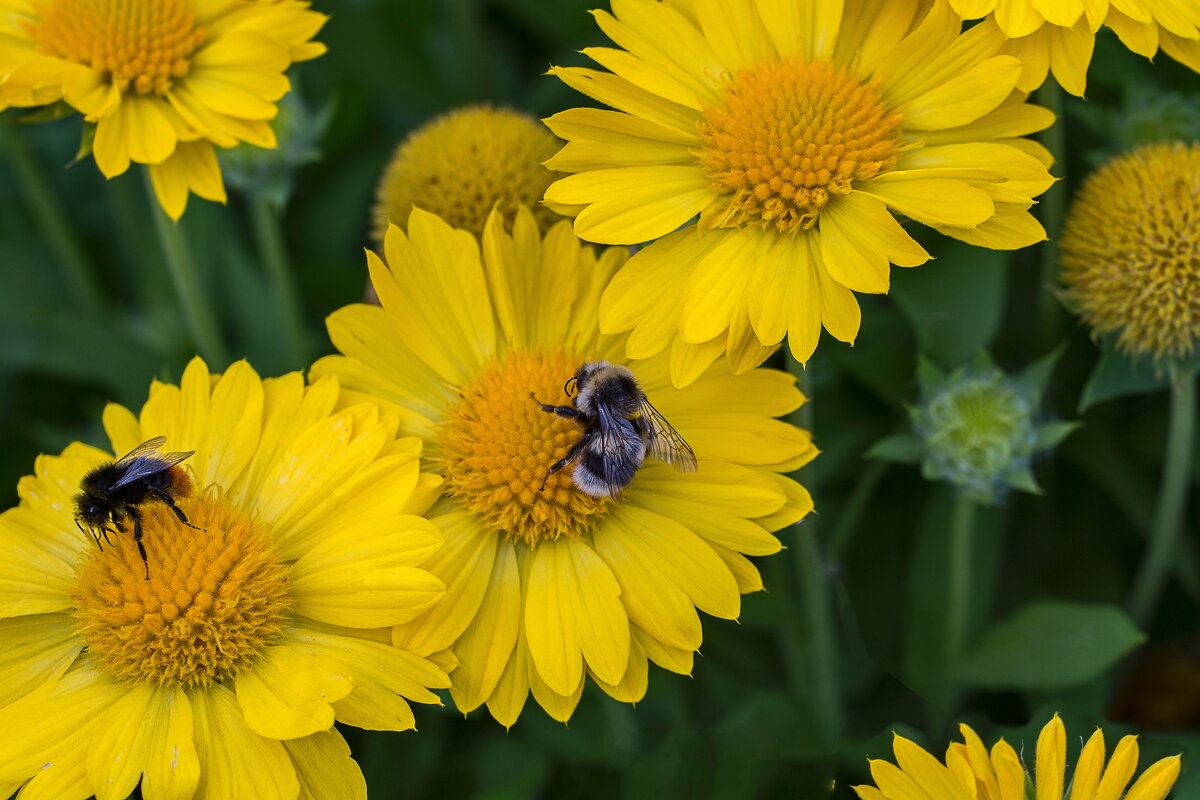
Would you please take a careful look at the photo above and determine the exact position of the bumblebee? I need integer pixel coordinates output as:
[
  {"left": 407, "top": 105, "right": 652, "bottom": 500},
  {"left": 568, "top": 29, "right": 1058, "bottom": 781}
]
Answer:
[
  {"left": 73, "top": 436, "right": 200, "bottom": 578},
  {"left": 533, "top": 361, "right": 697, "bottom": 498}
]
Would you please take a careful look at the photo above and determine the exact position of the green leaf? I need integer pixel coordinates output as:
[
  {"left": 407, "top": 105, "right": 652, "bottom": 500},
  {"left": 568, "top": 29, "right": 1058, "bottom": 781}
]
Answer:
[
  {"left": 1078, "top": 339, "right": 1173, "bottom": 411},
  {"left": 1014, "top": 344, "right": 1066, "bottom": 398},
  {"left": 961, "top": 601, "right": 1145, "bottom": 689},
  {"left": 866, "top": 433, "right": 924, "bottom": 464},
  {"left": 1034, "top": 420, "right": 1081, "bottom": 450},
  {"left": 891, "top": 238, "right": 1006, "bottom": 369},
  {"left": 916, "top": 357, "right": 946, "bottom": 398},
  {"left": 1004, "top": 465, "right": 1042, "bottom": 495}
]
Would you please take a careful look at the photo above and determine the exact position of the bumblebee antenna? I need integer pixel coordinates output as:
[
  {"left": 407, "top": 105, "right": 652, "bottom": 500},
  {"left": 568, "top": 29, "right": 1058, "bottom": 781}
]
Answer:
[{"left": 564, "top": 377, "right": 577, "bottom": 396}]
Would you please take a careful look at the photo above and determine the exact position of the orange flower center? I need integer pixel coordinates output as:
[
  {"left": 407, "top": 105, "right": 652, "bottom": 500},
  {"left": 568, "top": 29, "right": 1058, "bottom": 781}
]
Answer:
[
  {"left": 71, "top": 493, "right": 290, "bottom": 687},
  {"left": 698, "top": 58, "right": 902, "bottom": 233},
  {"left": 28, "top": 0, "right": 206, "bottom": 95},
  {"left": 436, "top": 349, "right": 611, "bottom": 544}
]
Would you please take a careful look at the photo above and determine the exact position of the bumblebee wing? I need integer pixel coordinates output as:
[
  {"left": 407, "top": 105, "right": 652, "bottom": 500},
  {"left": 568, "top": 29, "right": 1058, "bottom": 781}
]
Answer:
[
  {"left": 113, "top": 436, "right": 169, "bottom": 465},
  {"left": 640, "top": 399, "right": 698, "bottom": 472},
  {"left": 111, "top": 440, "right": 195, "bottom": 489},
  {"left": 593, "top": 406, "right": 644, "bottom": 498}
]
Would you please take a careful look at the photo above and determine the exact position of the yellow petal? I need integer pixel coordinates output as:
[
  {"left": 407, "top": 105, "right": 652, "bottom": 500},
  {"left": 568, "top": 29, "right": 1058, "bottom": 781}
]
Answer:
[
  {"left": 391, "top": 512, "right": 497, "bottom": 656},
  {"left": 1046, "top": 19, "right": 1094, "bottom": 97},
  {"left": 592, "top": 514, "right": 704, "bottom": 651},
  {"left": 234, "top": 646, "right": 355, "bottom": 740},
  {"left": 93, "top": 96, "right": 178, "bottom": 177},
  {"left": 679, "top": 227, "right": 758, "bottom": 343},
  {"left": 1095, "top": 735, "right": 1139, "bottom": 800},
  {"left": 1035, "top": 714, "right": 1066, "bottom": 800},
  {"left": 861, "top": 177, "right": 994, "bottom": 227},
  {"left": 0, "top": 613, "right": 82, "bottom": 708},
  {"left": 286, "top": 628, "right": 447, "bottom": 732},
  {"left": 549, "top": 66, "right": 701, "bottom": 139},
  {"left": 190, "top": 684, "right": 298, "bottom": 800},
  {"left": 901, "top": 55, "right": 1022, "bottom": 130},
  {"left": 284, "top": 729, "right": 366, "bottom": 800},
  {"left": 1068, "top": 729, "right": 1105, "bottom": 800},
  {"left": 592, "top": 633, "right": 649, "bottom": 703},
  {"left": 524, "top": 537, "right": 630, "bottom": 694},
  {"left": 634, "top": 624, "right": 694, "bottom": 674},
  {"left": 449, "top": 540, "right": 521, "bottom": 713},
  {"left": 148, "top": 140, "right": 227, "bottom": 221},
  {"left": 140, "top": 688, "right": 200, "bottom": 800},
  {"left": 547, "top": 167, "right": 715, "bottom": 245},
  {"left": 1125, "top": 755, "right": 1182, "bottom": 800},
  {"left": 820, "top": 192, "right": 930, "bottom": 293},
  {"left": 288, "top": 515, "right": 444, "bottom": 628}
]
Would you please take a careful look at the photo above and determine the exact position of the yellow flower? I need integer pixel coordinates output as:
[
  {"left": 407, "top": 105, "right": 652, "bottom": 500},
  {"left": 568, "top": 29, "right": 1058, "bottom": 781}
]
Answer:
[
  {"left": 0, "top": 0, "right": 327, "bottom": 219},
  {"left": 948, "top": 0, "right": 1200, "bottom": 97},
  {"left": 312, "top": 207, "right": 815, "bottom": 725},
  {"left": 544, "top": 0, "right": 1055, "bottom": 384},
  {"left": 371, "top": 104, "right": 564, "bottom": 246},
  {"left": 1060, "top": 142, "right": 1200, "bottom": 360},
  {"left": 0, "top": 358, "right": 450, "bottom": 800},
  {"left": 856, "top": 715, "right": 1182, "bottom": 800}
]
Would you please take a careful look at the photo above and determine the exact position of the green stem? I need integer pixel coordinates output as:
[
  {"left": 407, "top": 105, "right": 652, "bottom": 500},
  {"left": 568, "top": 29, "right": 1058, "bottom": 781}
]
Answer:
[
  {"left": 935, "top": 492, "right": 976, "bottom": 729},
  {"left": 1, "top": 119, "right": 103, "bottom": 311},
  {"left": 1035, "top": 81, "right": 1066, "bottom": 339},
  {"left": 144, "top": 169, "right": 229, "bottom": 366},
  {"left": 249, "top": 193, "right": 307, "bottom": 369},
  {"left": 1129, "top": 371, "right": 1197, "bottom": 625},
  {"left": 787, "top": 358, "right": 842, "bottom": 745},
  {"left": 826, "top": 460, "right": 887, "bottom": 562}
]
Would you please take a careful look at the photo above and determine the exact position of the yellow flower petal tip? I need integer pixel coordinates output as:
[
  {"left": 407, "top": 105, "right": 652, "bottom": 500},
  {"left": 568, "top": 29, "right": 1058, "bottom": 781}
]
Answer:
[
  {"left": 0, "top": 357, "right": 447, "bottom": 799},
  {"left": 372, "top": 105, "right": 564, "bottom": 244},
  {"left": 858, "top": 714, "right": 1183, "bottom": 800},
  {"left": 545, "top": 0, "right": 1053, "bottom": 381},
  {"left": 316, "top": 205, "right": 814, "bottom": 724},
  {"left": 947, "top": 0, "right": 1200, "bottom": 96},
  {"left": 0, "top": 0, "right": 327, "bottom": 218},
  {"left": 1061, "top": 142, "right": 1200, "bottom": 361}
]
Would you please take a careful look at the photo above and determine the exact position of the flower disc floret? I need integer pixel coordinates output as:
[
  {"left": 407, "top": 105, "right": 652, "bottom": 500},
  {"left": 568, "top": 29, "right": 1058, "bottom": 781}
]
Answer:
[
  {"left": 29, "top": 0, "right": 206, "bottom": 95},
  {"left": 72, "top": 494, "right": 290, "bottom": 688},
  {"left": 1061, "top": 142, "right": 1200, "bottom": 360},
  {"left": 699, "top": 59, "right": 902, "bottom": 233},
  {"left": 437, "top": 349, "right": 611, "bottom": 544}
]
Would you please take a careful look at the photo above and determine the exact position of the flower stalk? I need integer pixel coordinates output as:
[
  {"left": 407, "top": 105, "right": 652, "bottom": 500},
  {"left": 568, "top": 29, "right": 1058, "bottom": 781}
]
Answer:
[
  {"left": 145, "top": 169, "right": 229, "bottom": 366},
  {"left": 250, "top": 193, "right": 308, "bottom": 369},
  {"left": 1130, "top": 368, "right": 1197, "bottom": 625}
]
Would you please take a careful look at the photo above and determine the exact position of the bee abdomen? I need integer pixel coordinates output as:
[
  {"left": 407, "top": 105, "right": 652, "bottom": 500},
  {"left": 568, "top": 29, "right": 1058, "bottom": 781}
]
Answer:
[{"left": 574, "top": 451, "right": 638, "bottom": 497}]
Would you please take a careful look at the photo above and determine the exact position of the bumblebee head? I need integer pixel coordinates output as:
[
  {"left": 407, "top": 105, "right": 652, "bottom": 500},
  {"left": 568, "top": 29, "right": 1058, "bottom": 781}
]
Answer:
[{"left": 73, "top": 494, "right": 110, "bottom": 528}]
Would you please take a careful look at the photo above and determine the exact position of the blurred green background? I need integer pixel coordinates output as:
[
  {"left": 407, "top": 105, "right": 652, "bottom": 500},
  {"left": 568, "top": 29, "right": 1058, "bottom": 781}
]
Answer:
[{"left": 2, "top": 1, "right": 1200, "bottom": 797}]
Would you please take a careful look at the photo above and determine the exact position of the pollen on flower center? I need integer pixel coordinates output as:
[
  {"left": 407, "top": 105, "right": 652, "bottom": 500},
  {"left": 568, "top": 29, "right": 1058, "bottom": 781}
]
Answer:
[
  {"left": 70, "top": 493, "right": 290, "bottom": 687},
  {"left": 28, "top": 0, "right": 206, "bottom": 95},
  {"left": 698, "top": 58, "right": 903, "bottom": 233},
  {"left": 436, "top": 349, "right": 612, "bottom": 544}
]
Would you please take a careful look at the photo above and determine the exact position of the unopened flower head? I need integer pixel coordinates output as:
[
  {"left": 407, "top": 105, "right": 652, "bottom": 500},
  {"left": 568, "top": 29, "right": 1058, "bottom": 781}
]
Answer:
[
  {"left": 914, "top": 367, "right": 1037, "bottom": 504},
  {"left": 371, "top": 105, "right": 563, "bottom": 245},
  {"left": 0, "top": 0, "right": 327, "bottom": 219},
  {"left": 0, "top": 359, "right": 449, "bottom": 800},
  {"left": 855, "top": 714, "right": 1181, "bottom": 800},
  {"left": 1061, "top": 142, "right": 1200, "bottom": 361}
]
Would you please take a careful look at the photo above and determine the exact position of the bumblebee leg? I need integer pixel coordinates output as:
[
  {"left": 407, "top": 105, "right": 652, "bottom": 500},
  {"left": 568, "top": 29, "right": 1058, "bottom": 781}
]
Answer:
[
  {"left": 530, "top": 394, "right": 583, "bottom": 420},
  {"left": 148, "top": 487, "right": 204, "bottom": 531},
  {"left": 540, "top": 438, "right": 587, "bottom": 491},
  {"left": 129, "top": 508, "right": 149, "bottom": 580}
]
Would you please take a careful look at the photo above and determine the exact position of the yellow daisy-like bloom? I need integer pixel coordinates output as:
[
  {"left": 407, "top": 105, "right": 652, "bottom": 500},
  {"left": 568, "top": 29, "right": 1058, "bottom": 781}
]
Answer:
[
  {"left": 0, "top": 0, "right": 327, "bottom": 219},
  {"left": 312, "top": 206, "right": 815, "bottom": 725},
  {"left": 1060, "top": 142, "right": 1200, "bottom": 360},
  {"left": 544, "top": 0, "right": 1055, "bottom": 384},
  {"left": 0, "top": 358, "right": 451, "bottom": 800},
  {"left": 856, "top": 714, "right": 1182, "bottom": 800},
  {"left": 371, "top": 105, "right": 564, "bottom": 246},
  {"left": 948, "top": 0, "right": 1200, "bottom": 97}
]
